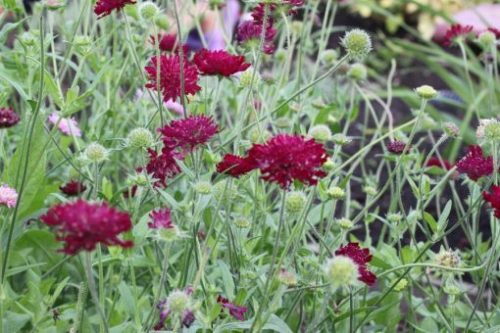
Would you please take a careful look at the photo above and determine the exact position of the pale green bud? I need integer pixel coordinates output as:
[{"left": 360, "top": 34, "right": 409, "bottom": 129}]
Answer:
[
  {"left": 308, "top": 125, "right": 332, "bottom": 142},
  {"left": 327, "top": 186, "right": 345, "bottom": 200},
  {"left": 341, "top": 29, "right": 372, "bottom": 61},
  {"left": 347, "top": 63, "right": 367, "bottom": 81},
  {"left": 285, "top": 191, "right": 307, "bottom": 215},
  {"left": 139, "top": 2, "right": 159, "bottom": 20},
  {"left": 84, "top": 142, "right": 108, "bottom": 163},
  {"left": 415, "top": 85, "right": 437, "bottom": 100},
  {"left": 127, "top": 127, "right": 154, "bottom": 149}
]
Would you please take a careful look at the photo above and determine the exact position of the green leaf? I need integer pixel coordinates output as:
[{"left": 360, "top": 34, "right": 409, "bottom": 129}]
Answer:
[
  {"left": 437, "top": 200, "right": 452, "bottom": 233},
  {"left": 2, "top": 312, "right": 30, "bottom": 333},
  {"left": 214, "top": 314, "right": 293, "bottom": 333}
]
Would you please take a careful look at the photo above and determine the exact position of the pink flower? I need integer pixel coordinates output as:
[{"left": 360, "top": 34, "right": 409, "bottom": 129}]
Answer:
[
  {"left": 48, "top": 112, "right": 82, "bottom": 137},
  {"left": 0, "top": 184, "right": 18, "bottom": 208},
  {"left": 335, "top": 243, "right": 376, "bottom": 286},
  {"left": 148, "top": 208, "right": 174, "bottom": 229},
  {"left": 164, "top": 99, "right": 185, "bottom": 115},
  {"left": 40, "top": 200, "right": 133, "bottom": 255}
]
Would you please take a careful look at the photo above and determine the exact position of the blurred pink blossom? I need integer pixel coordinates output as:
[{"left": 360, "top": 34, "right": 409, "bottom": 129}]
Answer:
[
  {"left": 0, "top": 184, "right": 18, "bottom": 208},
  {"left": 48, "top": 112, "right": 82, "bottom": 137}
]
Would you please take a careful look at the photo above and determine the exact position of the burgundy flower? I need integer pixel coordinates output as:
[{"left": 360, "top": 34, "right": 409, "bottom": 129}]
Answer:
[
  {"left": 193, "top": 49, "right": 250, "bottom": 77},
  {"left": 0, "top": 108, "right": 20, "bottom": 128},
  {"left": 425, "top": 157, "right": 453, "bottom": 170},
  {"left": 217, "top": 295, "right": 248, "bottom": 321},
  {"left": 387, "top": 140, "right": 409, "bottom": 154},
  {"left": 145, "top": 55, "right": 201, "bottom": 103},
  {"left": 149, "top": 33, "right": 188, "bottom": 54},
  {"left": 456, "top": 145, "right": 493, "bottom": 181},
  {"left": 236, "top": 20, "right": 277, "bottom": 55},
  {"left": 217, "top": 154, "right": 256, "bottom": 178},
  {"left": 442, "top": 24, "right": 474, "bottom": 47},
  {"left": 60, "top": 180, "right": 86, "bottom": 196},
  {"left": 486, "top": 27, "right": 500, "bottom": 39},
  {"left": 148, "top": 208, "right": 173, "bottom": 229},
  {"left": 145, "top": 148, "right": 181, "bottom": 188},
  {"left": 335, "top": 242, "right": 376, "bottom": 286},
  {"left": 94, "top": 0, "right": 135, "bottom": 18},
  {"left": 158, "top": 115, "right": 218, "bottom": 153},
  {"left": 483, "top": 185, "right": 500, "bottom": 218},
  {"left": 246, "top": 134, "right": 327, "bottom": 188},
  {"left": 123, "top": 185, "right": 138, "bottom": 198},
  {"left": 182, "top": 310, "right": 195, "bottom": 328},
  {"left": 40, "top": 200, "right": 133, "bottom": 255}
]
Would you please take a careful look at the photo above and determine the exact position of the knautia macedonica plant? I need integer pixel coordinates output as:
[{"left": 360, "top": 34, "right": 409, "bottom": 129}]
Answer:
[{"left": 0, "top": 0, "right": 498, "bottom": 332}]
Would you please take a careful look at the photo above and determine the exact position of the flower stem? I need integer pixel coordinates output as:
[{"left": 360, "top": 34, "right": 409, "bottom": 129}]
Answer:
[{"left": 84, "top": 252, "right": 109, "bottom": 333}]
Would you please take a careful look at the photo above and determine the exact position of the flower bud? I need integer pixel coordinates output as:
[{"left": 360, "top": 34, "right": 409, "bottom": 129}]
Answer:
[
  {"left": 139, "top": 1, "right": 159, "bottom": 20},
  {"left": 483, "top": 119, "right": 500, "bottom": 141},
  {"left": 415, "top": 85, "right": 437, "bottom": 100},
  {"left": 435, "top": 249, "right": 461, "bottom": 268},
  {"left": 20, "top": 32, "right": 36, "bottom": 47},
  {"left": 127, "top": 127, "right": 154, "bottom": 149},
  {"left": 332, "top": 133, "right": 352, "bottom": 145},
  {"left": 393, "top": 278, "right": 408, "bottom": 291},
  {"left": 320, "top": 49, "right": 338, "bottom": 65},
  {"left": 327, "top": 186, "right": 345, "bottom": 200},
  {"left": 275, "top": 117, "right": 291, "bottom": 129},
  {"left": 341, "top": 29, "right": 372, "bottom": 61},
  {"left": 234, "top": 216, "right": 251, "bottom": 228},
  {"left": 308, "top": 125, "right": 331, "bottom": 142},
  {"left": 285, "top": 191, "right": 307, "bottom": 215},
  {"left": 443, "top": 122, "right": 460, "bottom": 138},
  {"left": 275, "top": 49, "right": 287, "bottom": 63},
  {"left": 477, "top": 31, "right": 496, "bottom": 49},
  {"left": 347, "top": 63, "right": 367, "bottom": 81},
  {"left": 363, "top": 186, "right": 377, "bottom": 196},
  {"left": 387, "top": 212, "right": 402, "bottom": 223},
  {"left": 155, "top": 15, "right": 170, "bottom": 30},
  {"left": 167, "top": 290, "right": 190, "bottom": 314},
  {"left": 247, "top": 127, "right": 271, "bottom": 143},
  {"left": 337, "top": 218, "right": 353, "bottom": 230},
  {"left": 194, "top": 181, "right": 212, "bottom": 195},
  {"left": 277, "top": 269, "right": 298, "bottom": 286},
  {"left": 84, "top": 142, "right": 108, "bottom": 163},
  {"left": 291, "top": 21, "right": 303, "bottom": 35},
  {"left": 323, "top": 158, "right": 335, "bottom": 171},
  {"left": 324, "top": 256, "right": 359, "bottom": 289}
]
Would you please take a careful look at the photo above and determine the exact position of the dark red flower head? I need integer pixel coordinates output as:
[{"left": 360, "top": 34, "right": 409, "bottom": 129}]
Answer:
[
  {"left": 442, "top": 24, "right": 474, "bottom": 47},
  {"left": 0, "top": 108, "right": 20, "bottom": 129},
  {"left": 145, "top": 55, "right": 201, "bottom": 103},
  {"left": 149, "top": 34, "right": 188, "bottom": 54},
  {"left": 483, "top": 185, "right": 500, "bottom": 218},
  {"left": 94, "top": 0, "right": 135, "bottom": 18},
  {"left": 217, "top": 154, "right": 257, "bottom": 178},
  {"left": 158, "top": 115, "right": 218, "bottom": 153},
  {"left": 217, "top": 296, "right": 248, "bottom": 321},
  {"left": 387, "top": 140, "right": 409, "bottom": 154},
  {"left": 40, "top": 200, "right": 133, "bottom": 255},
  {"left": 247, "top": 134, "right": 327, "bottom": 188},
  {"left": 456, "top": 145, "right": 493, "bottom": 181},
  {"left": 193, "top": 49, "right": 250, "bottom": 77},
  {"left": 145, "top": 148, "right": 181, "bottom": 188},
  {"left": 425, "top": 157, "right": 453, "bottom": 171},
  {"left": 148, "top": 208, "right": 174, "bottom": 229},
  {"left": 60, "top": 180, "right": 87, "bottom": 196},
  {"left": 335, "top": 242, "right": 376, "bottom": 286}
]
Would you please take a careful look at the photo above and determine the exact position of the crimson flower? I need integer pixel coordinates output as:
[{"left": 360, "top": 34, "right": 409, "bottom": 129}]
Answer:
[
  {"left": 217, "top": 296, "right": 248, "bottom": 321},
  {"left": 145, "top": 148, "right": 181, "bottom": 188},
  {"left": 94, "top": 0, "right": 135, "bottom": 18},
  {"left": 387, "top": 140, "right": 409, "bottom": 154},
  {"left": 145, "top": 55, "right": 201, "bottom": 103},
  {"left": 158, "top": 115, "right": 218, "bottom": 153},
  {"left": 483, "top": 185, "right": 500, "bottom": 218},
  {"left": 40, "top": 200, "right": 133, "bottom": 255},
  {"left": 193, "top": 49, "right": 250, "bottom": 77},
  {"left": 217, "top": 154, "right": 256, "bottom": 178},
  {"left": 247, "top": 134, "right": 327, "bottom": 188},
  {"left": 148, "top": 208, "right": 174, "bottom": 229},
  {"left": 60, "top": 180, "right": 86, "bottom": 196},
  {"left": 335, "top": 242, "right": 376, "bottom": 286},
  {"left": 426, "top": 157, "right": 453, "bottom": 171},
  {"left": 456, "top": 145, "right": 493, "bottom": 181},
  {"left": 236, "top": 20, "right": 277, "bottom": 54},
  {"left": 442, "top": 24, "right": 474, "bottom": 47},
  {"left": 149, "top": 34, "right": 187, "bottom": 54},
  {"left": 0, "top": 108, "right": 20, "bottom": 128}
]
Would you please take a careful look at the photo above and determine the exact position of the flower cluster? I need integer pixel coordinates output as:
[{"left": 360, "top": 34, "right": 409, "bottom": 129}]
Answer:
[
  {"left": 40, "top": 200, "right": 133, "bottom": 255},
  {"left": 456, "top": 145, "right": 493, "bottom": 181},
  {"left": 334, "top": 242, "right": 376, "bottom": 286},
  {"left": 218, "top": 134, "right": 327, "bottom": 188}
]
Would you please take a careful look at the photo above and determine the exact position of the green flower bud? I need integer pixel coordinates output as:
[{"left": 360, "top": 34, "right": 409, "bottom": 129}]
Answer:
[
  {"left": 155, "top": 15, "right": 170, "bottom": 30},
  {"left": 275, "top": 49, "right": 287, "bottom": 63},
  {"left": 477, "top": 31, "right": 496, "bottom": 49},
  {"left": 194, "top": 181, "right": 212, "bottom": 195},
  {"left": 84, "top": 142, "right": 108, "bottom": 163},
  {"left": 277, "top": 269, "right": 298, "bottom": 286},
  {"left": 331, "top": 133, "right": 352, "bottom": 145},
  {"left": 320, "top": 49, "right": 338, "bottom": 65},
  {"left": 323, "top": 158, "right": 335, "bottom": 171},
  {"left": 127, "top": 127, "right": 154, "bottom": 149},
  {"left": 337, "top": 218, "right": 353, "bottom": 230},
  {"left": 166, "top": 290, "right": 190, "bottom": 314},
  {"left": 291, "top": 21, "right": 303, "bottom": 35},
  {"left": 159, "top": 225, "right": 181, "bottom": 242},
  {"left": 483, "top": 120, "right": 500, "bottom": 141},
  {"left": 347, "top": 63, "right": 368, "bottom": 81},
  {"left": 327, "top": 186, "right": 345, "bottom": 200},
  {"left": 234, "top": 216, "right": 251, "bottom": 228},
  {"left": 443, "top": 122, "right": 460, "bottom": 138},
  {"left": 275, "top": 117, "right": 291, "bottom": 129},
  {"left": 434, "top": 249, "right": 461, "bottom": 268},
  {"left": 139, "top": 1, "right": 159, "bottom": 20},
  {"left": 324, "top": 256, "right": 359, "bottom": 289},
  {"left": 341, "top": 29, "right": 372, "bottom": 61},
  {"left": 239, "top": 69, "right": 260, "bottom": 88},
  {"left": 247, "top": 127, "right": 271, "bottom": 143},
  {"left": 415, "top": 85, "right": 437, "bottom": 100},
  {"left": 308, "top": 125, "right": 332, "bottom": 142},
  {"left": 363, "top": 186, "right": 377, "bottom": 196},
  {"left": 20, "top": 32, "right": 36, "bottom": 47},
  {"left": 285, "top": 191, "right": 307, "bottom": 215},
  {"left": 393, "top": 278, "right": 408, "bottom": 291},
  {"left": 387, "top": 212, "right": 402, "bottom": 223}
]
